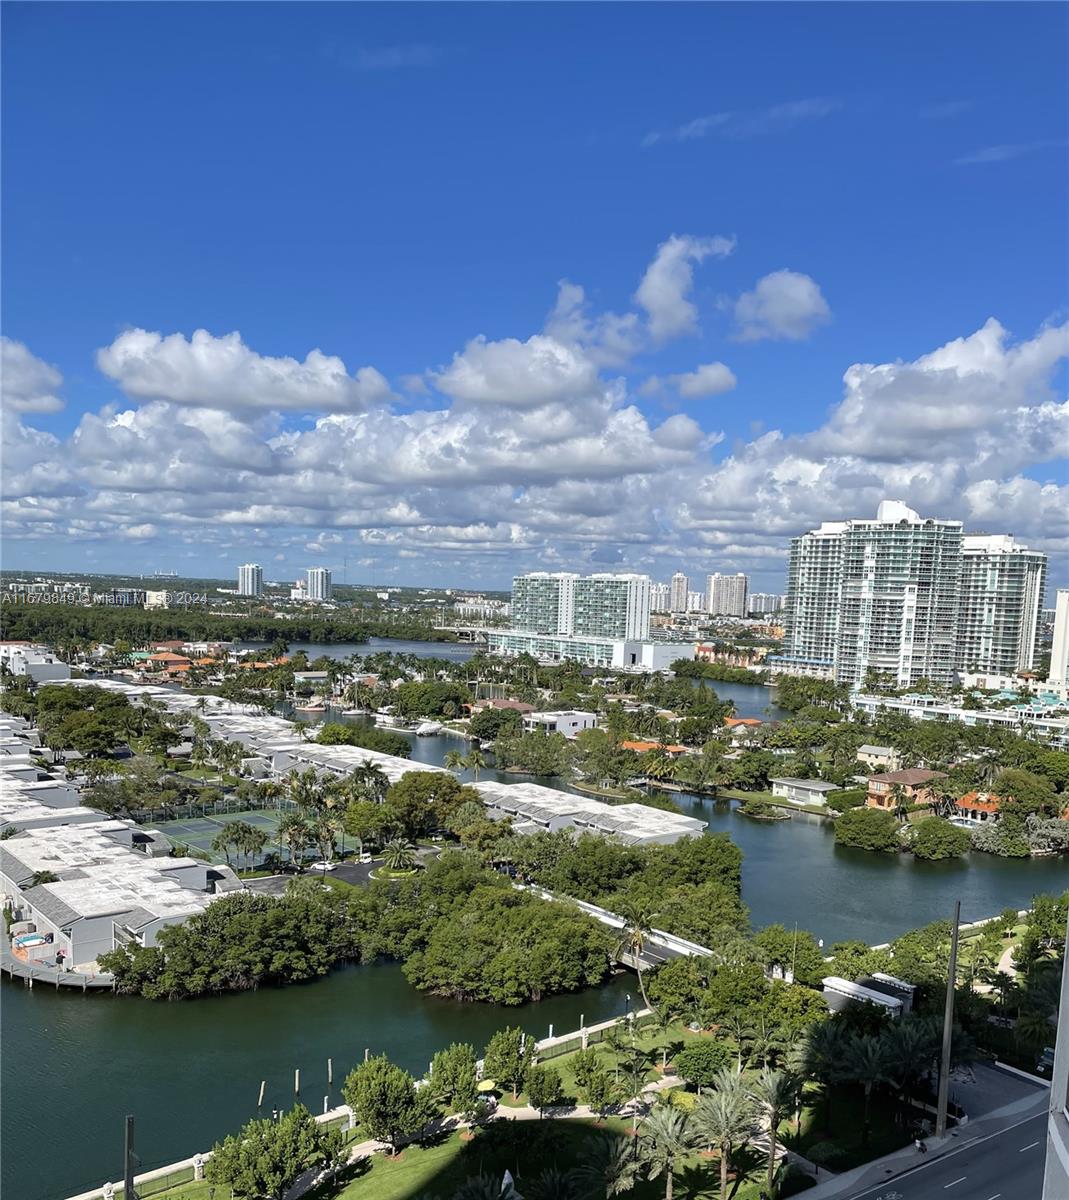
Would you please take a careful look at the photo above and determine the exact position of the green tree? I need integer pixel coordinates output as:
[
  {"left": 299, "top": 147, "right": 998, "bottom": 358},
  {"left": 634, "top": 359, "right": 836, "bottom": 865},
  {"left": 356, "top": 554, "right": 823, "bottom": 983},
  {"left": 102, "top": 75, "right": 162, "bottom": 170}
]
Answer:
[
  {"left": 750, "top": 1068, "right": 797, "bottom": 1198},
  {"left": 692, "top": 1071, "right": 756, "bottom": 1200},
  {"left": 525, "top": 1064, "right": 564, "bottom": 1117},
  {"left": 444, "top": 749, "right": 466, "bottom": 774},
  {"left": 464, "top": 748, "right": 487, "bottom": 781},
  {"left": 382, "top": 838, "right": 417, "bottom": 872},
  {"left": 428, "top": 1042, "right": 479, "bottom": 1113},
  {"left": 834, "top": 806, "right": 900, "bottom": 853},
  {"left": 574, "top": 1133, "right": 638, "bottom": 1196},
  {"left": 641, "top": 1105, "right": 695, "bottom": 1200},
  {"left": 483, "top": 1027, "right": 535, "bottom": 1099},
  {"left": 584, "top": 1069, "right": 625, "bottom": 1122},
  {"left": 673, "top": 1039, "right": 731, "bottom": 1090},
  {"left": 205, "top": 1103, "right": 340, "bottom": 1200},
  {"left": 342, "top": 1054, "right": 433, "bottom": 1153},
  {"left": 616, "top": 900, "right": 659, "bottom": 1014},
  {"left": 910, "top": 816, "right": 971, "bottom": 861}
]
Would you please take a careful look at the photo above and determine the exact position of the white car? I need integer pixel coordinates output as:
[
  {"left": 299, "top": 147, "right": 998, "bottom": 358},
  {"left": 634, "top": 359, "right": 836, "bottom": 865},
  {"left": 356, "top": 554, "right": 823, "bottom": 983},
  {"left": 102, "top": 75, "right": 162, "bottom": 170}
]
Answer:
[{"left": 308, "top": 861, "right": 338, "bottom": 872}]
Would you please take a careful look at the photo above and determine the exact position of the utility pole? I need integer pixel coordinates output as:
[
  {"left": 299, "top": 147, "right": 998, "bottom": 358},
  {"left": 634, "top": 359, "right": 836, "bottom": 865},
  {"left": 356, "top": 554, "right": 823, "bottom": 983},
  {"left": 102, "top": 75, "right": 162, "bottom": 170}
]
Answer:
[
  {"left": 123, "top": 1114, "right": 137, "bottom": 1200},
  {"left": 935, "top": 900, "right": 961, "bottom": 1137}
]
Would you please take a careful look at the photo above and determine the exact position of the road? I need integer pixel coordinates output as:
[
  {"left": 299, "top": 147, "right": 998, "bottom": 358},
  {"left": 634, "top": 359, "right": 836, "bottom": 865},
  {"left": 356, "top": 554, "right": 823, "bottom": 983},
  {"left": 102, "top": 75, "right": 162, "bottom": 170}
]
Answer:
[{"left": 846, "top": 1112, "right": 1046, "bottom": 1200}]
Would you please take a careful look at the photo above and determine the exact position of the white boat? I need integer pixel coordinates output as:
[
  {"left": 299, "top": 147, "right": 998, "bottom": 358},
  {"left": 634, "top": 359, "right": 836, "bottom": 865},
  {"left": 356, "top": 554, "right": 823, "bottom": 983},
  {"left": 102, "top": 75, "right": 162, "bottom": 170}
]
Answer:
[{"left": 415, "top": 721, "right": 443, "bottom": 736}]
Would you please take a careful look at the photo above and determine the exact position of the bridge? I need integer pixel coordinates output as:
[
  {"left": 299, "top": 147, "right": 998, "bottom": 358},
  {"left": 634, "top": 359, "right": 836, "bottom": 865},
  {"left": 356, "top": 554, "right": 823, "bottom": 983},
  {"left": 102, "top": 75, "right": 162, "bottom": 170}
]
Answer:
[
  {"left": 433, "top": 625, "right": 490, "bottom": 643},
  {"left": 516, "top": 885, "right": 715, "bottom": 970}
]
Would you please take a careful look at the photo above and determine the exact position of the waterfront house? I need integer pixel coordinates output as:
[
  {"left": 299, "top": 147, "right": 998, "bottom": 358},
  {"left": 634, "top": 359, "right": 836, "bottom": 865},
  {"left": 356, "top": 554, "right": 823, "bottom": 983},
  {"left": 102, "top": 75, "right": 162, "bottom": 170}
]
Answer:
[
  {"left": 866, "top": 768, "right": 947, "bottom": 810},
  {"left": 522, "top": 710, "right": 598, "bottom": 738},
  {"left": 770, "top": 777, "right": 839, "bottom": 806}
]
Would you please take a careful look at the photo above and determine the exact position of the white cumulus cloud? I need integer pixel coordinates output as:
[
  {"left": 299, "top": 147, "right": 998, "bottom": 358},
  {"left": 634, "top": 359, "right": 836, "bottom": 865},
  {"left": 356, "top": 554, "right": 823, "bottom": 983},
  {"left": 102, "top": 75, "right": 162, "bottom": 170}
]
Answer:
[
  {"left": 2, "top": 338, "right": 65, "bottom": 413},
  {"left": 96, "top": 328, "right": 392, "bottom": 413},
  {"left": 733, "top": 270, "right": 831, "bottom": 342},
  {"left": 635, "top": 234, "right": 735, "bottom": 341}
]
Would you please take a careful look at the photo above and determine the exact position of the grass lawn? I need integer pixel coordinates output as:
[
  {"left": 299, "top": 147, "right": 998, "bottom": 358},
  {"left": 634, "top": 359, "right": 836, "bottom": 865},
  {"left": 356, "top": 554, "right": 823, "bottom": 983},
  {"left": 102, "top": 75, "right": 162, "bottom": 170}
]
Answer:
[{"left": 315, "top": 1120, "right": 773, "bottom": 1200}]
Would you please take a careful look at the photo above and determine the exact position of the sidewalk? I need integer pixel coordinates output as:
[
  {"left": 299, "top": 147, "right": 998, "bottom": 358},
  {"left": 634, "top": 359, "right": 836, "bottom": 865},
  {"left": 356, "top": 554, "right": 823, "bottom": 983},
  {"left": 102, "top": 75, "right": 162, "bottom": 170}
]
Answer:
[{"left": 796, "top": 1073, "right": 1049, "bottom": 1200}]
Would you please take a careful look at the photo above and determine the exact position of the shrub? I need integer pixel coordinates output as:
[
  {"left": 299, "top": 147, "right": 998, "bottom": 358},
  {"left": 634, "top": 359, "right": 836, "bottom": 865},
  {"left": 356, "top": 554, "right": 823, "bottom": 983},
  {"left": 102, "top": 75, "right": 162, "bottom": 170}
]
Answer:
[{"left": 833, "top": 806, "right": 900, "bottom": 853}]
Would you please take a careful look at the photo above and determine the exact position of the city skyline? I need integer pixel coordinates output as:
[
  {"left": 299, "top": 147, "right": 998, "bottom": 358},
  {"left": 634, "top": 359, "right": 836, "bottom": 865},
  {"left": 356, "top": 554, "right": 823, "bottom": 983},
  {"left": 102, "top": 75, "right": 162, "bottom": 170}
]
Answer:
[{"left": 3, "top": 4, "right": 1066, "bottom": 593}]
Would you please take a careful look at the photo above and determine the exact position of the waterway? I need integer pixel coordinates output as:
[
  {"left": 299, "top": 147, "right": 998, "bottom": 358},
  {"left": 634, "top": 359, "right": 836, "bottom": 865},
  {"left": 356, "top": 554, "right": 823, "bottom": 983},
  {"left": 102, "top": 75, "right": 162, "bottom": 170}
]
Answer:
[{"left": 4, "top": 639, "right": 1065, "bottom": 1198}]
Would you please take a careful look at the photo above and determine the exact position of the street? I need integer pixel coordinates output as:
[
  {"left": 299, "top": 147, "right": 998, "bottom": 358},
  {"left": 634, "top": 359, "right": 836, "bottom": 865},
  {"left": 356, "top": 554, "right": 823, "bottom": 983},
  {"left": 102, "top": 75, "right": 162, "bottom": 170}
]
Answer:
[{"left": 846, "top": 1112, "right": 1047, "bottom": 1200}]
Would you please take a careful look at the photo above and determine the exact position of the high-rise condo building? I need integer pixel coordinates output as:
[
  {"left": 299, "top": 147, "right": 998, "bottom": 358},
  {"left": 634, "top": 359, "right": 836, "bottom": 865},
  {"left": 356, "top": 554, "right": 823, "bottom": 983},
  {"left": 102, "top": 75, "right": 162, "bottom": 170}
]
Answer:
[
  {"left": 510, "top": 572, "right": 578, "bottom": 634},
  {"left": 649, "top": 582, "right": 671, "bottom": 612},
  {"left": 237, "top": 563, "right": 263, "bottom": 597},
  {"left": 573, "top": 574, "right": 651, "bottom": 640},
  {"left": 306, "top": 567, "right": 333, "bottom": 602},
  {"left": 1050, "top": 589, "right": 1069, "bottom": 694},
  {"left": 669, "top": 572, "right": 689, "bottom": 613},
  {"left": 511, "top": 571, "right": 650, "bottom": 640},
  {"left": 706, "top": 572, "right": 749, "bottom": 617},
  {"left": 959, "top": 535, "right": 1046, "bottom": 674},
  {"left": 779, "top": 501, "right": 964, "bottom": 687}
]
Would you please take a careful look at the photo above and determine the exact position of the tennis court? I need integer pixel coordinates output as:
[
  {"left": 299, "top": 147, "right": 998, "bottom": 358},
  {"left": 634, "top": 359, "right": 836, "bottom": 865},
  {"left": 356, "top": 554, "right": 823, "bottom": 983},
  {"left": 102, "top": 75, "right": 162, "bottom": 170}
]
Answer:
[{"left": 152, "top": 809, "right": 285, "bottom": 857}]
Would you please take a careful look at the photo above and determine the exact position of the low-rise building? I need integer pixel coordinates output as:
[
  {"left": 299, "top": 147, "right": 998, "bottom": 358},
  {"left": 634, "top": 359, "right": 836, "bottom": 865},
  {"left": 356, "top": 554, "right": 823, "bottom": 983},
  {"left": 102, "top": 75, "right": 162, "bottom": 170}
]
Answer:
[
  {"left": 850, "top": 691, "right": 1069, "bottom": 749},
  {"left": 0, "top": 642, "right": 71, "bottom": 682},
  {"left": 866, "top": 768, "right": 947, "bottom": 810},
  {"left": 522, "top": 711, "right": 597, "bottom": 739},
  {"left": 485, "top": 629, "right": 689, "bottom": 671},
  {"left": 770, "top": 778, "right": 839, "bottom": 806},
  {"left": 856, "top": 744, "right": 901, "bottom": 772}
]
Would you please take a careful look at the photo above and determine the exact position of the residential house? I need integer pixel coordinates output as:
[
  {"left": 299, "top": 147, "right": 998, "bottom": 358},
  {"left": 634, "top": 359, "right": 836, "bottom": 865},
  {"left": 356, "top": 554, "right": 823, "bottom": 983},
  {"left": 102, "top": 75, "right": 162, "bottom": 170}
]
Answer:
[
  {"left": 771, "top": 778, "right": 840, "bottom": 806},
  {"left": 866, "top": 768, "right": 947, "bottom": 811}
]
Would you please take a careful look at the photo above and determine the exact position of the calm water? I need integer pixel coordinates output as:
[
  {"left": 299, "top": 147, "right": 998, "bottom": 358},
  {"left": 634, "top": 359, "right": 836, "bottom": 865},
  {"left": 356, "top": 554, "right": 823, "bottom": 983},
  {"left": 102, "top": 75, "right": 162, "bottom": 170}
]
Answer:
[
  {"left": 3, "top": 965, "right": 634, "bottom": 1200},
  {"left": 6, "top": 643, "right": 1065, "bottom": 1198},
  {"left": 236, "top": 636, "right": 478, "bottom": 662}
]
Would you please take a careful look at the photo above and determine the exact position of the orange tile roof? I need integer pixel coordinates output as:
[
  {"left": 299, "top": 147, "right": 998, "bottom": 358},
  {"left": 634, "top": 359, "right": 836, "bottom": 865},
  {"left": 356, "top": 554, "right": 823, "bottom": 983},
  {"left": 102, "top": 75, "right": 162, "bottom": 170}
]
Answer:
[
  {"left": 725, "top": 717, "right": 763, "bottom": 727},
  {"left": 958, "top": 791, "right": 1002, "bottom": 814},
  {"left": 148, "top": 652, "right": 191, "bottom": 663}
]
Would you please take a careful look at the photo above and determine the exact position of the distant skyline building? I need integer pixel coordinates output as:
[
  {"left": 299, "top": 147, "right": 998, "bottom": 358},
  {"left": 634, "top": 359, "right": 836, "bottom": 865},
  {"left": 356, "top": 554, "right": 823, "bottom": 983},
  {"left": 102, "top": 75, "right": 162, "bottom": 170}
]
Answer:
[
  {"left": 511, "top": 571, "right": 650, "bottom": 640},
  {"left": 775, "top": 501, "right": 1048, "bottom": 688},
  {"left": 669, "top": 572, "right": 689, "bottom": 612},
  {"left": 959, "top": 535, "right": 1046, "bottom": 674},
  {"left": 706, "top": 572, "right": 749, "bottom": 617},
  {"left": 306, "top": 566, "right": 333, "bottom": 602},
  {"left": 686, "top": 590, "right": 705, "bottom": 613},
  {"left": 237, "top": 563, "right": 263, "bottom": 597},
  {"left": 748, "top": 592, "right": 785, "bottom": 615},
  {"left": 649, "top": 582, "right": 671, "bottom": 612}
]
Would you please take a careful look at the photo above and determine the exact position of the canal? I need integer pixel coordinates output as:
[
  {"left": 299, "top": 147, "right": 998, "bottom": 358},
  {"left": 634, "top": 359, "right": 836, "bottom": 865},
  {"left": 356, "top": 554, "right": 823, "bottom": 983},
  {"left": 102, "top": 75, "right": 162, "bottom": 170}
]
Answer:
[{"left": 4, "top": 640, "right": 1065, "bottom": 1198}]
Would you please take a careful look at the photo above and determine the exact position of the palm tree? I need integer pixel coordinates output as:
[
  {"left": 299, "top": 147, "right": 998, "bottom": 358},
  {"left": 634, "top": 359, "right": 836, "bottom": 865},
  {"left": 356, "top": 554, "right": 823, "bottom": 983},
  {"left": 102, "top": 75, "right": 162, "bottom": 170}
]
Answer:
[
  {"left": 721, "top": 1015, "right": 756, "bottom": 1073},
  {"left": 844, "top": 1035, "right": 894, "bottom": 1143},
  {"left": 524, "top": 1168, "right": 584, "bottom": 1200},
  {"left": 616, "top": 901, "right": 659, "bottom": 1015},
  {"left": 692, "top": 1073, "right": 756, "bottom": 1200},
  {"left": 750, "top": 1069, "right": 797, "bottom": 1198},
  {"left": 382, "top": 838, "right": 417, "bottom": 872},
  {"left": 1015, "top": 1007, "right": 1055, "bottom": 1053},
  {"left": 211, "top": 827, "right": 235, "bottom": 866},
  {"left": 652, "top": 1008, "right": 681, "bottom": 1073},
  {"left": 889, "top": 784, "right": 910, "bottom": 823},
  {"left": 444, "top": 749, "right": 465, "bottom": 775},
  {"left": 465, "top": 748, "right": 486, "bottom": 781},
  {"left": 619, "top": 1048, "right": 652, "bottom": 1136},
  {"left": 799, "top": 1022, "right": 850, "bottom": 1132},
  {"left": 278, "top": 811, "right": 312, "bottom": 870},
  {"left": 574, "top": 1133, "right": 639, "bottom": 1197},
  {"left": 356, "top": 760, "right": 390, "bottom": 804},
  {"left": 314, "top": 813, "right": 343, "bottom": 864},
  {"left": 640, "top": 1105, "right": 694, "bottom": 1200}
]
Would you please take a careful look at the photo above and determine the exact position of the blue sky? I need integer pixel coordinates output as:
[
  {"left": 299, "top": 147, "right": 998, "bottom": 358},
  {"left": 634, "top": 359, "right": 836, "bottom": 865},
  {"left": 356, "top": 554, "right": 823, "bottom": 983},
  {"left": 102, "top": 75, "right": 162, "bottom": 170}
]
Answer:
[{"left": 2, "top": 2, "right": 1067, "bottom": 592}]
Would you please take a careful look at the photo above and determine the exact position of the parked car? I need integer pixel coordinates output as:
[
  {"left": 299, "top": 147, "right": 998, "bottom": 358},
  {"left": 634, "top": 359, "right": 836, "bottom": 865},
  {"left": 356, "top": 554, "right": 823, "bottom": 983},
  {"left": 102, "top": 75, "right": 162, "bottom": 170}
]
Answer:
[
  {"left": 1036, "top": 1047, "right": 1056, "bottom": 1077},
  {"left": 308, "top": 861, "right": 338, "bottom": 872}
]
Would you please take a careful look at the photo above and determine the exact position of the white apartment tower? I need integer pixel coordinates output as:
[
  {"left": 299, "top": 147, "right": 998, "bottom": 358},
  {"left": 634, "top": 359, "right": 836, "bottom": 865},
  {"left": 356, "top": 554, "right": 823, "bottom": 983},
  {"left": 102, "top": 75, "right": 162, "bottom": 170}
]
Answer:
[
  {"left": 706, "top": 572, "right": 749, "bottom": 617},
  {"left": 959, "top": 535, "right": 1046, "bottom": 674},
  {"left": 782, "top": 501, "right": 964, "bottom": 687},
  {"left": 669, "top": 572, "right": 689, "bottom": 613},
  {"left": 511, "top": 572, "right": 650, "bottom": 640},
  {"left": 306, "top": 567, "right": 333, "bottom": 602},
  {"left": 1049, "top": 589, "right": 1069, "bottom": 694},
  {"left": 237, "top": 563, "right": 263, "bottom": 597},
  {"left": 510, "top": 572, "right": 579, "bottom": 635}
]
